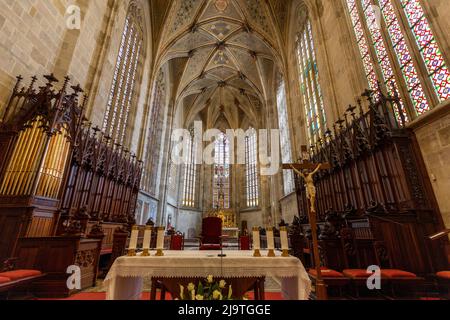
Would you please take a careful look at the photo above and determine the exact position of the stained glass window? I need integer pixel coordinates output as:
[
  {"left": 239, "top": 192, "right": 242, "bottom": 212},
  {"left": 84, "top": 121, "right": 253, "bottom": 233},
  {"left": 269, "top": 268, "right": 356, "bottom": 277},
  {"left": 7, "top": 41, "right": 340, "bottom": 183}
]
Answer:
[
  {"left": 377, "top": 0, "right": 429, "bottom": 114},
  {"left": 182, "top": 130, "right": 198, "bottom": 208},
  {"left": 296, "top": 19, "right": 327, "bottom": 146},
  {"left": 103, "top": 4, "right": 143, "bottom": 144},
  {"left": 141, "top": 71, "right": 166, "bottom": 195},
  {"left": 345, "top": 0, "right": 449, "bottom": 118},
  {"left": 213, "top": 132, "right": 230, "bottom": 209},
  {"left": 345, "top": 0, "right": 379, "bottom": 91},
  {"left": 245, "top": 129, "right": 259, "bottom": 208},
  {"left": 277, "top": 81, "right": 295, "bottom": 196},
  {"left": 400, "top": 0, "right": 450, "bottom": 102}
]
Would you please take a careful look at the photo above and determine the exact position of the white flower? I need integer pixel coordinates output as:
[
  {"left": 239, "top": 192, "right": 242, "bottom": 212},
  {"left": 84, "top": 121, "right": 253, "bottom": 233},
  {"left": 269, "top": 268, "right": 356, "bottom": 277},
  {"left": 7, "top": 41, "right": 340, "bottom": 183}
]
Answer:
[
  {"left": 187, "top": 283, "right": 195, "bottom": 292},
  {"left": 207, "top": 275, "right": 214, "bottom": 283},
  {"left": 219, "top": 280, "right": 226, "bottom": 289},
  {"left": 196, "top": 294, "right": 204, "bottom": 300},
  {"left": 212, "top": 290, "right": 223, "bottom": 300}
]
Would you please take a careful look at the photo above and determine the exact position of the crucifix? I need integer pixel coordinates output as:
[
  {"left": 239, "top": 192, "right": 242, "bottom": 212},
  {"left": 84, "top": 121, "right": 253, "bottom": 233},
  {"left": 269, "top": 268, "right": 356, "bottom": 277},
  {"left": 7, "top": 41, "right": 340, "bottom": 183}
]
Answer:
[{"left": 282, "top": 146, "right": 331, "bottom": 301}]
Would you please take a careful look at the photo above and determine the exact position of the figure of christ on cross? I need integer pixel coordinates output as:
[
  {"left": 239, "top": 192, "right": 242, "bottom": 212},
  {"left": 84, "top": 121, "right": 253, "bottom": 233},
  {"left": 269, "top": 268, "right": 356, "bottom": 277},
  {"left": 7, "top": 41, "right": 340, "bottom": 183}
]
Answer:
[{"left": 282, "top": 160, "right": 331, "bottom": 300}]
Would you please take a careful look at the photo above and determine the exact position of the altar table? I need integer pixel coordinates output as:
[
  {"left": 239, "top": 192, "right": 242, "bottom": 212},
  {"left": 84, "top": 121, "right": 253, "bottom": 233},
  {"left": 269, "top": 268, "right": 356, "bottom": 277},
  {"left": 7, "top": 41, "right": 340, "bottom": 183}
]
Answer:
[{"left": 104, "top": 250, "right": 311, "bottom": 300}]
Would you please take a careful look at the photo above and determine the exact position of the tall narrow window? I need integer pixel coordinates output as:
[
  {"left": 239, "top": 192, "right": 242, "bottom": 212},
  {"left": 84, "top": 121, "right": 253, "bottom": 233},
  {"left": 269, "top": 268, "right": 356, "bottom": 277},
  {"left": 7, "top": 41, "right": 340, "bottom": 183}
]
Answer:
[
  {"left": 296, "top": 19, "right": 327, "bottom": 145},
  {"left": 141, "top": 71, "right": 166, "bottom": 195},
  {"left": 103, "top": 4, "right": 144, "bottom": 144},
  {"left": 213, "top": 132, "right": 230, "bottom": 209},
  {"left": 399, "top": 0, "right": 450, "bottom": 101},
  {"left": 277, "top": 81, "right": 295, "bottom": 196},
  {"left": 182, "top": 130, "right": 198, "bottom": 208},
  {"left": 344, "top": 0, "right": 450, "bottom": 119},
  {"left": 245, "top": 129, "right": 259, "bottom": 207}
]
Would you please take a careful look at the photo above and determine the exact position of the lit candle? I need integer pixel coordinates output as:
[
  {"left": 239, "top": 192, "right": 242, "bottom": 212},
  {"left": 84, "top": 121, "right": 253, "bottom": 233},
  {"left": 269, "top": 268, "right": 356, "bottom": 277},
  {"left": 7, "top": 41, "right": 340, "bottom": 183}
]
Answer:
[
  {"left": 267, "top": 228, "right": 275, "bottom": 250},
  {"left": 128, "top": 226, "right": 139, "bottom": 255},
  {"left": 143, "top": 226, "right": 152, "bottom": 250},
  {"left": 252, "top": 227, "right": 260, "bottom": 250},
  {"left": 280, "top": 226, "right": 289, "bottom": 256},
  {"left": 156, "top": 227, "right": 165, "bottom": 249}
]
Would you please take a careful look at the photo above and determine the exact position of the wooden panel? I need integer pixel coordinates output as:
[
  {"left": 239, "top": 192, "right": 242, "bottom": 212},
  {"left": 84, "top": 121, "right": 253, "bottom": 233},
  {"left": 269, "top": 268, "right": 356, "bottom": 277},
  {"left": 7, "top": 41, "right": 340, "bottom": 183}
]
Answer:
[
  {"left": 14, "top": 237, "right": 102, "bottom": 298},
  {"left": 26, "top": 214, "right": 54, "bottom": 237},
  {"left": 0, "top": 206, "right": 33, "bottom": 261}
]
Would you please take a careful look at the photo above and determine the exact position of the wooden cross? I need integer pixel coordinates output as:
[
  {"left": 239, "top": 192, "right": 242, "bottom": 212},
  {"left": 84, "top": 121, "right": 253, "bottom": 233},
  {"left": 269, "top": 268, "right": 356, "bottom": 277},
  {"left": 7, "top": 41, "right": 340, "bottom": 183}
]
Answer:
[{"left": 282, "top": 151, "right": 331, "bottom": 300}]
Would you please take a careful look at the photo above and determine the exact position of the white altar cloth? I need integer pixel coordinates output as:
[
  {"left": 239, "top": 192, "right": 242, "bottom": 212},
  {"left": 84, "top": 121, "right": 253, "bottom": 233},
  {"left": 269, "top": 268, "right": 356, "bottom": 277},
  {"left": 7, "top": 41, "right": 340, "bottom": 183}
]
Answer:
[{"left": 104, "top": 250, "right": 311, "bottom": 300}]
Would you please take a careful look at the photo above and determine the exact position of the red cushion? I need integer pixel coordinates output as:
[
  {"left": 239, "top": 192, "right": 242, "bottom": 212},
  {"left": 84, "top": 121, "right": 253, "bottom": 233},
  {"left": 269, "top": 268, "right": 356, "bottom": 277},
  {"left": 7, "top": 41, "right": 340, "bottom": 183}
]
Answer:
[
  {"left": 0, "top": 276, "right": 11, "bottom": 284},
  {"left": 0, "top": 270, "right": 42, "bottom": 281},
  {"left": 381, "top": 269, "right": 417, "bottom": 278},
  {"left": 343, "top": 269, "right": 372, "bottom": 278},
  {"left": 100, "top": 248, "right": 113, "bottom": 255},
  {"left": 309, "top": 267, "right": 344, "bottom": 278},
  {"left": 437, "top": 271, "right": 450, "bottom": 280}
]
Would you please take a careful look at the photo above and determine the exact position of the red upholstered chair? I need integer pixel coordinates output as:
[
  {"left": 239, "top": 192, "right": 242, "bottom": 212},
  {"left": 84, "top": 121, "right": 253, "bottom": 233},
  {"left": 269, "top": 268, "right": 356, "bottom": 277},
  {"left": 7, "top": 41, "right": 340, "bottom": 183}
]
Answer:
[
  {"left": 0, "top": 258, "right": 45, "bottom": 298},
  {"left": 340, "top": 232, "right": 424, "bottom": 298},
  {"left": 437, "top": 271, "right": 450, "bottom": 299},
  {"left": 199, "top": 217, "right": 223, "bottom": 250},
  {"left": 239, "top": 236, "right": 250, "bottom": 250},
  {"left": 170, "top": 234, "right": 185, "bottom": 250},
  {"left": 307, "top": 239, "right": 350, "bottom": 298}
]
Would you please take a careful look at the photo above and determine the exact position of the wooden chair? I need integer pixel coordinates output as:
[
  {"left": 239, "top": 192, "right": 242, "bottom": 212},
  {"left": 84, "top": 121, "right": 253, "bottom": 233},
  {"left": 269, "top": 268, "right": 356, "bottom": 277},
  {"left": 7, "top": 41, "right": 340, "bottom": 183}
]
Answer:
[
  {"left": 0, "top": 258, "right": 45, "bottom": 300},
  {"left": 307, "top": 239, "right": 351, "bottom": 298},
  {"left": 239, "top": 235, "right": 250, "bottom": 250},
  {"left": 199, "top": 217, "right": 223, "bottom": 250},
  {"left": 170, "top": 233, "right": 185, "bottom": 250},
  {"left": 339, "top": 228, "right": 424, "bottom": 298}
]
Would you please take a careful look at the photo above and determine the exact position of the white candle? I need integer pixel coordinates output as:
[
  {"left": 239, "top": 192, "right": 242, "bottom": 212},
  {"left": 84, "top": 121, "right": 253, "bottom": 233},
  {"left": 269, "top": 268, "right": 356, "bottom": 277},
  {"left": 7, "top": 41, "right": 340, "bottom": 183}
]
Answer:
[
  {"left": 267, "top": 228, "right": 275, "bottom": 250},
  {"left": 156, "top": 227, "right": 165, "bottom": 249},
  {"left": 280, "top": 227, "right": 289, "bottom": 251},
  {"left": 128, "top": 226, "right": 139, "bottom": 250},
  {"left": 252, "top": 227, "right": 260, "bottom": 250},
  {"left": 143, "top": 226, "right": 152, "bottom": 250}
]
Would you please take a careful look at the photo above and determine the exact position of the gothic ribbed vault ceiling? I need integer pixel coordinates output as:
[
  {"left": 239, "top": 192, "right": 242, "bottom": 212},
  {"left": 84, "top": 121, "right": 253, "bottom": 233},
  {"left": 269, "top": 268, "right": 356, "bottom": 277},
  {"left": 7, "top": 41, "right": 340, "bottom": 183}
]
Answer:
[{"left": 155, "top": 0, "right": 289, "bottom": 129}]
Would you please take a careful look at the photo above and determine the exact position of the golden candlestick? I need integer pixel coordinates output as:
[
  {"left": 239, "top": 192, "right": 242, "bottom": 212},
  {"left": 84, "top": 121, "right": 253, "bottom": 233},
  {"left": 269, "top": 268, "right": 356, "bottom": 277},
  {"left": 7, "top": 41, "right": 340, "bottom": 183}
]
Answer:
[
  {"left": 268, "top": 249, "right": 276, "bottom": 257},
  {"left": 127, "top": 249, "right": 136, "bottom": 257},
  {"left": 253, "top": 249, "right": 261, "bottom": 257},
  {"left": 281, "top": 249, "right": 289, "bottom": 257},
  {"left": 142, "top": 249, "right": 150, "bottom": 256},
  {"left": 155, "top": 249, "right": 164, "bottom": 257}
]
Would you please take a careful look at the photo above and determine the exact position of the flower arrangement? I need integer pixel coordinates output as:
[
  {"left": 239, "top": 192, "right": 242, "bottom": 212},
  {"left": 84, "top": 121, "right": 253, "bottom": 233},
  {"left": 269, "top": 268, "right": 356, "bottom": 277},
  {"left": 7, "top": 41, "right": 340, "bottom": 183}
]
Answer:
[{"left": 178, "top": 275, "right": 248, "bottom": 300}]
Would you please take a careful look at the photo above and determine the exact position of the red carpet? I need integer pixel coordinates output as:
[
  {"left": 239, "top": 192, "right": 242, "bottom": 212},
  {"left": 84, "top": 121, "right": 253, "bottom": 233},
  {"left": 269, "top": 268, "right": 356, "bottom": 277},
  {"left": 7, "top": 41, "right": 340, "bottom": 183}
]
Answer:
[{"left": 39, "top": 291, "right": 284, "bottom": 301}]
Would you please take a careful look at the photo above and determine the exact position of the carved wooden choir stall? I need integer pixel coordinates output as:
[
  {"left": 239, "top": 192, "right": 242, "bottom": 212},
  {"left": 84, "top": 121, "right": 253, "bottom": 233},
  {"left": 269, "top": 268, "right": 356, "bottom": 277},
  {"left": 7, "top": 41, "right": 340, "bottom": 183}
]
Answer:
[
  {"left": 291, "top": 83, "right": 448, "bottom": 284},
  {"left": 0, "top": 74, "right": 142, "bottom": 297}
]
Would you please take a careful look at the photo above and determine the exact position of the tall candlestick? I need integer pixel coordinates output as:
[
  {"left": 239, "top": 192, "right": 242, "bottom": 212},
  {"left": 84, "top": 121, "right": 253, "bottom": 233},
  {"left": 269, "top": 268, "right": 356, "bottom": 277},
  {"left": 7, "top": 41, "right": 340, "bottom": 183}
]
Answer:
[
  {"left": 128, "top": 225, "right": 139, "bottom": 256},
  {"left": 252, "top": 227, "right": 261, "bottom": 257},
  {"left": 280, "top": 226, "right": 289, "bottom": 257},
  {"left": 266, "top": 227, "right": 275, "bottom": 257},
  {"left": 155, "top": 227, "right": 165, "bottom": 256},
  {"left": 142, "top": 226, "right": 152, "bottom": 256}
]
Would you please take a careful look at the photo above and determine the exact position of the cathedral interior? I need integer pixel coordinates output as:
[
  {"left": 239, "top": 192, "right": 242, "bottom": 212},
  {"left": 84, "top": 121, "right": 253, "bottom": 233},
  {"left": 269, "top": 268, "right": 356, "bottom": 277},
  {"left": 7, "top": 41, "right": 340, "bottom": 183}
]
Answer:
[{"left": 0, "top": 0, "right": 449, "bottom": 301}]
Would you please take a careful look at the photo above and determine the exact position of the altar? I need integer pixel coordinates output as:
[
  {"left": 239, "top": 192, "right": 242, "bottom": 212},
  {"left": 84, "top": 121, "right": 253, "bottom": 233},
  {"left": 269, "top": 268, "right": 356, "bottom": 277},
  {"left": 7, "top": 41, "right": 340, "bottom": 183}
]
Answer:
[
  {"left": 104, "top": 250, "right": 311, "bottom": 300},
  {"left": 222, "top": 227, "right": 239, "bottom": 238}
]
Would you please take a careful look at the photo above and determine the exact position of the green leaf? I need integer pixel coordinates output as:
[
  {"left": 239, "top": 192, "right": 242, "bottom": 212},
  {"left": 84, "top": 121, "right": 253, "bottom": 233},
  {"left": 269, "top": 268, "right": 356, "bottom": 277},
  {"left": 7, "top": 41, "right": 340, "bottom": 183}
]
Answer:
[{"left": 198, "top": 282, "right": 204, "bottom": 295}]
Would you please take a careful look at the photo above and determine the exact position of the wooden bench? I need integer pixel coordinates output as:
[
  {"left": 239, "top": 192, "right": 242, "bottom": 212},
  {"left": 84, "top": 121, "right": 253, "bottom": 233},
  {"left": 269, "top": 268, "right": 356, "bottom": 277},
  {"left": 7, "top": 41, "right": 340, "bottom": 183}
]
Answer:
[{"left": 0, "top": 259, "right": 46, "bottom": 299}]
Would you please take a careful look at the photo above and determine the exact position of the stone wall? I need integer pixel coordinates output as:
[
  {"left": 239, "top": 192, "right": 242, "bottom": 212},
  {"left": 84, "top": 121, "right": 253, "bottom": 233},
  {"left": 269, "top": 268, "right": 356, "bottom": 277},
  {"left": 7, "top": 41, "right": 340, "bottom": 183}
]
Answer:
[{"left": 412, "top": 103, "right": 450, "bottom": 231}]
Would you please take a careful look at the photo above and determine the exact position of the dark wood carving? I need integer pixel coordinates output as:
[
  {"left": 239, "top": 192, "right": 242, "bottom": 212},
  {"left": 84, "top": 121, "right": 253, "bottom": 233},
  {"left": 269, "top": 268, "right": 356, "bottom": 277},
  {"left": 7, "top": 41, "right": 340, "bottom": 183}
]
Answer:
[
  {"left": 295, "top": 84, "right": 448, "bottom": 274},
  {"left": 0, "top": 74, "right": 142, "bottom": 268}
]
